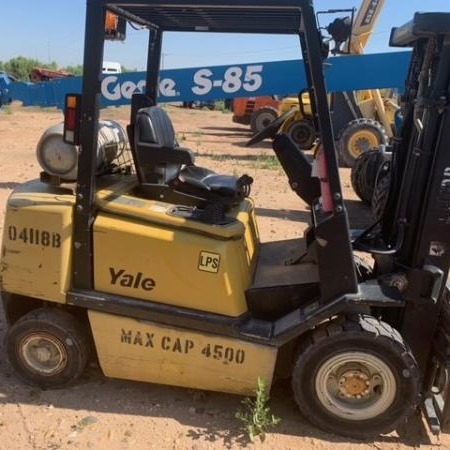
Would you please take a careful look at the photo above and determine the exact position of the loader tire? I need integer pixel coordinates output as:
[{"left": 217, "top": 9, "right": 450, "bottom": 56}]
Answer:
[
  {"left": 285, "top": 119, "right": 316, "bottom": 149},
  {"left": 372, "top": 163, "right": 391, "bottom": 222},
  {"left": 7, "top": 308, "right": 89, "bottom": 389},
  {"left": 291, "top": 314, "right": 420, "bottom": 439},
  {"left": 250, "top": 107, "right": 278, "bottom": 134},
  {"left": 338, "top": 118, "right": 388, "bottom": 168},
  {"left": 351, "top": 148, "right": 385, "bottom": 204}
]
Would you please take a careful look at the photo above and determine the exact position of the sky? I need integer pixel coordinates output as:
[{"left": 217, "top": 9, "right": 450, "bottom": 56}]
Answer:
[{"left": 1, "top": 1, "right": 450, "bottom": 70}]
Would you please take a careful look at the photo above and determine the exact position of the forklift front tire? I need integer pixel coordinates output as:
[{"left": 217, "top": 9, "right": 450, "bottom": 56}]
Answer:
[
  {"left": 291, "top": 315, "right": 420, "bottom": 438},
  {"left": 6, "top": 308, "right": 89, "bottom": 389}
]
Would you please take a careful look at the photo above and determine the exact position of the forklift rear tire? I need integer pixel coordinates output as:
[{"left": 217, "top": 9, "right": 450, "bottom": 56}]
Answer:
[
  {"left": 250, "top": 107, "right": 278, "bottom": 134},
  {"left": 291, "top": 315, "right": 420, "bottom": 438},
  {"left": 337, "top": 119, "right": 388, "bottom": 168},
  {"left": 7, "top": 308, "right": 89, "bottom": 389}
]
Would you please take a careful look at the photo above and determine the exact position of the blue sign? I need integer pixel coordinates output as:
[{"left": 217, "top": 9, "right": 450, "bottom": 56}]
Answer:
[{"left": 1, "top": 51, "right": 411, "bottom": 110}]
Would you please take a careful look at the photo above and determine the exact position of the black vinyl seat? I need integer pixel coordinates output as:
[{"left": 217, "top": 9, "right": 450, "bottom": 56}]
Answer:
[
  {"left": 176, "top": 166, "right": 251, "bottom": 198},
  {"left": 133, "top": 106, "right": 252, "bottom": 217}
]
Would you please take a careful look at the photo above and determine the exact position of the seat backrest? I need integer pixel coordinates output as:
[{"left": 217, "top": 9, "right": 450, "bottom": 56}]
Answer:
[{"left": 134, "top": 106, "right": 181, "bottom": 184}]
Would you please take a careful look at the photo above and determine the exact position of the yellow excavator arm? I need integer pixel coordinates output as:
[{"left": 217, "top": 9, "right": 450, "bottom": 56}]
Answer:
[
  {"left": 346, "top": 0, "right": 394, "bottom": 138},
  {"left": 280, "top": 0, "right": 393, "bottom": 149},
  {"left": 347, "top": 0, "right": 385, "bottom": 54}
]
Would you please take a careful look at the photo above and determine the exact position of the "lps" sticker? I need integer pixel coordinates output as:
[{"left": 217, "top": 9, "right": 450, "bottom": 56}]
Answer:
[{"left": 198, "top": 251, "right": 221, "bottom": 273}]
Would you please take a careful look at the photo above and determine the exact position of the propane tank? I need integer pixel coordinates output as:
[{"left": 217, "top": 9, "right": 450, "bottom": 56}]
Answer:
[{"left": 36, "top": 120, "right": 127, "bottom": 181}]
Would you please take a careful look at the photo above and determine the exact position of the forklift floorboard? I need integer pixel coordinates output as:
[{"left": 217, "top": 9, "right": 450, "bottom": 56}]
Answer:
[
  {"left": 251, "top": 238, "right": 319, "bottom": 289},
  {"left": 246, "top": 239, "right": 319, "bottom": 319}
]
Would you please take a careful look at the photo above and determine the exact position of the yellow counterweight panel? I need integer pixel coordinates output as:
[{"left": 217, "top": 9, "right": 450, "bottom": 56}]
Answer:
[
  {"left": 89, "top": 311, "right": 277, "bottom": 395},
  {"left": 94, "top": 211, "right": 254, "bottom": 316},
  {"left": 0, "top": 181, "right": 74, "bottom": 303},
  {"left": 96, "top": 184, "right": 249, "bottom": 240}
]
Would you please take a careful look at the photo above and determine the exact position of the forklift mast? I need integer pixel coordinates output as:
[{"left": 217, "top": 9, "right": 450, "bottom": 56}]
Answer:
[
  {"left": 384, "top": 13, "right": 450, "bottom": 363},
  {"left": 380, "top": 12, "right": 450, "bottom": 432}
]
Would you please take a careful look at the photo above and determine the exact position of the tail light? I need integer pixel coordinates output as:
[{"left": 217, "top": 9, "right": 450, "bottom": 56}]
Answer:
[
  {"left": 105, "top": 11, "right": 126, "bottom": 41},
  {"left": 63, "top": 94, "right": 81, "bottom": 145}
]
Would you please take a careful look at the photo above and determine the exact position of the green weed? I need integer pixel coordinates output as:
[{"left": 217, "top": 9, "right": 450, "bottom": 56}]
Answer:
[
  {"left": 235, "top": 377, "right": 281, "bottom": 443},
  {"left": 2, "top": 105, "right": 12, "bottom": 115},
  {"left": 253, "top": 155, "right": 280, "bottom": 170},
  {"left": 211, "top": 154, "right": 231, "bottom": 162},
  {"left": 213, "top": 100, "right": 231, "bottom": 113}
]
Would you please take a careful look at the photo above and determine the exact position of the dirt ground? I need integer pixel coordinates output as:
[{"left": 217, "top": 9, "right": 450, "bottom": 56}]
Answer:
[{"left": 0, "top": 104, "right": 448, "bottom": 450}]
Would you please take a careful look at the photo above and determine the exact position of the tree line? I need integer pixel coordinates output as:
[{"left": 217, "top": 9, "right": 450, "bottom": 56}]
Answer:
[
  {"left": 0, "top": 57, "right": 137, "bottom": 82},
  {"left": 0, "top": 57, "right": 83, "bottom": 81}
]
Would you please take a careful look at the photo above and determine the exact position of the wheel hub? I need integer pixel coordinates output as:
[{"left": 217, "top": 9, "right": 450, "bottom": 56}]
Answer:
[
  {"left": 348, "top": 131, "right": 379, "bottom": 158},
  {"left": 316, "top": 351, "right": 397, "bottom": 420},
  {"left": 293, "top": 127, "right": 310, "bottom": 144},
  {"left": 355, "top": 137, "right": 370, "bottom": 151},
  {"left": 35, "top": 346, "right": 52, "bottom": 363},
  {"left": 338, "top": 370, "right": 371, "bottom": 398},
  {"left": 20, "top": 333, "right": 67, "bottom": 375},
  {"left": 286, "top": 120, "right": 315, "bottom": 148}
]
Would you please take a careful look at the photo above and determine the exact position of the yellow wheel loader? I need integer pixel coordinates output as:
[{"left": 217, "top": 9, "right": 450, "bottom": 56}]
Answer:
[
  {"left": 278, "top": 0, "right": 399, "bottom": 168},
  {"left": 2, "top": 0, "right": 450, "bottom": 440}
]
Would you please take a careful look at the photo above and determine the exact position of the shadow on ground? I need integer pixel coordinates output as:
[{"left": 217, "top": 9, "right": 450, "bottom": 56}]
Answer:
[
  {"left": 0, "top": 182, "right": 20, "bottom": 189},
  {"left": 200, "top": 125, "right": 251, "bottom": 136},
  {"left": 256, "top": 207, "right": 311, "bottom": 223}
]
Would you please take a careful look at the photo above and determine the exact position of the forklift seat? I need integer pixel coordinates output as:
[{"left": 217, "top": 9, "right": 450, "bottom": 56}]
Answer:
[
  {"left": 133, "top": 106, "right": 252, "bottom": 211},
  {"left": 134, "top": 106, "right": 188, "bottom": 185}
]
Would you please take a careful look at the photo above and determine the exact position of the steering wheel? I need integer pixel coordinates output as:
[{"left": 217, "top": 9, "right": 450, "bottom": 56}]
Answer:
[{"left": 245, "top": 108, "right": 296, "bottom": 147}]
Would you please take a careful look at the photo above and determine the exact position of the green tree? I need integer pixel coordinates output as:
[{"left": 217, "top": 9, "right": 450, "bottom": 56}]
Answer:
[
  {"left": 3, "top": 56, "right": 35, "bottom": 80},
  {"left": 0, "top": 57, "right": 78, "bottom": 81}
]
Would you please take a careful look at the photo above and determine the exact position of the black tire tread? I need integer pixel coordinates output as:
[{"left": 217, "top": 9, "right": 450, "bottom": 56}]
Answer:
[
  {"left": 372, "top": 168, "right": 391, "bottom": 222},
  {"left": 293, "top": 314, "right": 421, "bottom": 439},
  {"left": 7, "top": 308, "right": 89, "bottom": 389},
  {"left": 351, "top": 149, "right": 384, "bottom": 204}
]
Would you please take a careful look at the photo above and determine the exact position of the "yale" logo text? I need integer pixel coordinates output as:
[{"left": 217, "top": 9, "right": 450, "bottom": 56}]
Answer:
[{"left": 109, "top": 267, "right": 156, "bottom": 291}]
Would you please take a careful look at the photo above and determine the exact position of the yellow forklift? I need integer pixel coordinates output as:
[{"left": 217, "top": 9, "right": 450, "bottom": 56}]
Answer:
[{"left": 2, "top": 0, "right": 450, "bottom": 439}]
